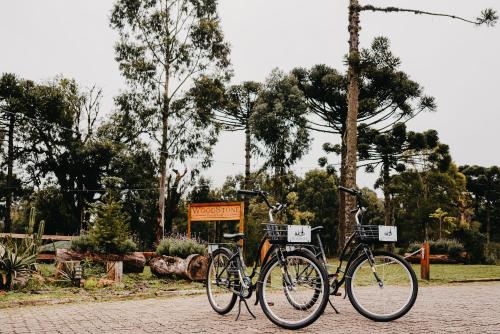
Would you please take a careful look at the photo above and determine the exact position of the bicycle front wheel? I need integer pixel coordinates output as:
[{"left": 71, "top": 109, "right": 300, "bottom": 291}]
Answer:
[
  {"left": 346, "top": 250, "right": 418, "bottom": 322},
  {"left": 258, "top": 249, "right": 329, "bottom": 330}
]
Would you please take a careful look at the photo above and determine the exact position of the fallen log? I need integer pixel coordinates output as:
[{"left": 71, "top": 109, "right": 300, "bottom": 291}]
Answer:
[
  {"left": 405, "top": 252, "right": 467, "bottom": 264},
  {"left": 56, "top": 249, "right": 146, "bottom": 273},
  {"left": 149, "top": 254, "right": 208, "bottom": 281}
]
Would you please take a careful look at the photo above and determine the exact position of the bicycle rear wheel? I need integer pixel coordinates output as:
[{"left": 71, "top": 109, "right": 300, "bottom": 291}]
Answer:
[
  {"left": 258, "top": 249, "right": 329, "bottom": 329},
  {"left": 206, "top": 248, "right": 238, "bottom": 314},
  {"left": 346, "top": 250, "right": 418, "bottom": 321}
]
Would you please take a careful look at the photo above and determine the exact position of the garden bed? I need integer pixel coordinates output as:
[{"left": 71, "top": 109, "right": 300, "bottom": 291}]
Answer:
[{"left": 0, "top": 265, "right": 204, "bottom": 309}]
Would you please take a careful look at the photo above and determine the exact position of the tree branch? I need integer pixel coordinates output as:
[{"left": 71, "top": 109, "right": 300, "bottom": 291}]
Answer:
[{"left": 360, "top": 5, "right": 498, "bottom": 26}]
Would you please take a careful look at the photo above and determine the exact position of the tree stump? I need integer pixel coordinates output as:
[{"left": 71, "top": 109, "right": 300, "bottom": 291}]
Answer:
[{"left": 106, "top": 261, "right": 123, "bottom": 283}]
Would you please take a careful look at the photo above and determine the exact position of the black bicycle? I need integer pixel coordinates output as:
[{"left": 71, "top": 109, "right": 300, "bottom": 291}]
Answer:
[
  {"left": 295, "top": 186, "right": 418, "bottom": 322},
  {"left": 206, "top": 190, "right": 329, "bottom": 330}
]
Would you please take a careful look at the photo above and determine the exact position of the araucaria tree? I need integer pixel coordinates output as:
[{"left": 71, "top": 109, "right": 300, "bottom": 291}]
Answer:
[
  {"left": 341, "top": 2, "right": 496, "bottom": 249},
  {"left": 110, "top": 0, "right": 231, "bottom": 243},
  {"left": 189, "top": 78, "right": 262, "bottom": 222},
  {"left": 460, "top": 165, "right": 500, "bottom": 244},
  {"left": 358, "top": 123, "right": 450, "bottom": 228},
  {"left": 294, "top": 37, "right": 435, "bottom": 250},
  {"left": 253, "top": 70, "right": 310, "bottom": 202}
]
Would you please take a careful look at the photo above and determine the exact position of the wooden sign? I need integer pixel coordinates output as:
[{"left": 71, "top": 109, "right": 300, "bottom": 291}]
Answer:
[
  {"left": 187, "top": 202, "right": 244, "bottom": 247},
  {"left": 189, "top": 202, "right": 243, "bottom": 221}
]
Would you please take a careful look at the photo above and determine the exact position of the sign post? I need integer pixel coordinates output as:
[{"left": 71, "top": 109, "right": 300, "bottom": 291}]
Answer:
[{"left": 188, "top": 202, "right": 245, "bottom": 247}]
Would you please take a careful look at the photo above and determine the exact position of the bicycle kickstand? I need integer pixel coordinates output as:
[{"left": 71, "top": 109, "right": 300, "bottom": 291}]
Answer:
[
  {"left": 328, "top": 298, "right": 340, "bottom": 314},
  {"left": 235, "top": 296, "right": 256, "bottom": 321}
]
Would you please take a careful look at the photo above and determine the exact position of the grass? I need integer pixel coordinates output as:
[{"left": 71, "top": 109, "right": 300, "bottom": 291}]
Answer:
[
  {"left": 410, "top": 264, "right": 500, "bottom": 285},
  {"left": 324, "top": 258, "right": 500, "bottom": 286}
]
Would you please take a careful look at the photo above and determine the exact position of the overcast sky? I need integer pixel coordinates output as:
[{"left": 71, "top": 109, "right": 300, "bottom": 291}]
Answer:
[{"left": 1, "top": 0, "right": 499, "bottom": 190}]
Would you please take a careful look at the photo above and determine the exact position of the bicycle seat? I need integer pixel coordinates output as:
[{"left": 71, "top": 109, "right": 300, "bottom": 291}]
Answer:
[
  {"left": 311, "top": 226, "right": 324, "bottom": 233},
  {"left": 223, "top": 233, "right": 245, "bottom": 241}
]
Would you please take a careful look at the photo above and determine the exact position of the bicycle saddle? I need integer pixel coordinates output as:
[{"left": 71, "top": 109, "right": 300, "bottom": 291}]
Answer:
[{"left": 223, "top": 233, "right": 245, "bottom": 241}]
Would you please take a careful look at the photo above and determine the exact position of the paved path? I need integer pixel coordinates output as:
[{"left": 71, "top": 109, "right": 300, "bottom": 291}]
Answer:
[{"left": 1, "top": 283, "right": 499, "bottom": 334}]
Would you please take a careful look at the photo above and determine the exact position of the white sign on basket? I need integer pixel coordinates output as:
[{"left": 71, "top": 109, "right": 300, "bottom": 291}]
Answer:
[
  {"left": 287, "top": 225, "right": 311, "bottom": 243},
  {"left": 378, "top": 226, "right": 397, "bottom": 242}
]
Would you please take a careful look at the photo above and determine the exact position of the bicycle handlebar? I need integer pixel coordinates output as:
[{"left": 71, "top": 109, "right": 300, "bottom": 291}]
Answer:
[
  {"left": 237, "top": 189, "right": 273, "bottom": 209},
  {"left": 237, "top": 189, "right": 289, "bottom": 214}
]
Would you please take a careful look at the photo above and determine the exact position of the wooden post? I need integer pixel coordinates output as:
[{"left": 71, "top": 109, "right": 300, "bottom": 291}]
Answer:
[
  {"left": 239, "top": 202, "right": 244, "bottom": 248},
  {"left": 260, "top": 240, "right": 271, "bottom": 264},
  {"left": 107, "top": 261, "right": 123, "bottom": 283},
  {"left": 421, "top": 241, "right": 430, "bottom": 280},
  {"left": 187, "top": 203, "right": 191, "bottom": 239}
]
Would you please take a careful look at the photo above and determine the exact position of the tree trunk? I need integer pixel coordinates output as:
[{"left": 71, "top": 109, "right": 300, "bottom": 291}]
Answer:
[
  {"left": 4, "top": 113, "right": 14, "bottom": 233},
  {"left": 337, "top": 140, "right": 347, "bottom": 255},
  {"left": 149, "top": 254, "right": 208, "bottom": 281},
  {"left": 55, "top": 249, "right": 146, "bottom": 273},
  {"left": 244, "top": 126, "right": 251, "bottom": 226},
  {"left": 382, "top": 163, "right": 395, "bottom": 252},
  {"left": 382, "top": 163, "right": 391, "bottom": 227},
  {"left": 486, "top": 206, "right": 490, "bottom": 244},
  {"left": 156, "top": 68, "right": 170, "bottom": 244},
  {"left": 439, "top": 218, "right": 442, "bottom": 239},
  {"left": 342, "top": 0, "right": 361, "bottom": 246}
]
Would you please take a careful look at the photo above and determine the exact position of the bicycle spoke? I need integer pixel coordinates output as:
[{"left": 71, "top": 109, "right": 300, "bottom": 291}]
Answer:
[
  {"left": 261, "top": 254, "right": 327, "bottom": 327},
  {"left": 349, "top": 254, "right": 416, "bottom": 319}
]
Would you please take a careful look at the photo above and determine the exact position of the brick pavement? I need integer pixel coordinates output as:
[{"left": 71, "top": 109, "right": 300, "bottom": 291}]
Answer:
[{"left": 1, "top": 282, "right": 499, "bottom": 334}]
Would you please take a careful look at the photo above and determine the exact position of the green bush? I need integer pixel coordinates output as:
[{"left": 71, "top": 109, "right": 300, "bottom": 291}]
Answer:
[
  {"left": 453, "top": 228, "right": 487, "bottom": 264},
  {"left": 84, "top": 277, "right": 98, "bottom": 290},
  {"left": 38, "top": 241, "right": 72, "bottom": 253},
  {"left": 70, "top": 178, "right": 137, "bottom": 255},
  {"left": 486, "top": 242, "right": 500, "bottom": 265},
  {"left": 70, "top": 234, "right": 96, "bottom": 253},
  {"left": 156, "top": 237, "right": 206, "bottom": 258},
  {"left": 407, "top": 239, "right": 464, "bottom": 258}
]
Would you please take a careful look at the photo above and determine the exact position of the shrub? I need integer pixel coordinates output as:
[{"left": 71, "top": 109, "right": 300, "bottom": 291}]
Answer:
[
  {"left": 87, "top": 198, "right": 137, "bottom": 254},
  {"left": 38, "top": 241, "right": 72, "bottom": 253},
  {"left": 70, "top": 235, "right": 96, "bottom": 253},
  {"left": 406, "top": 239, "right": 464, "bottom": 258},
  {"left": 0, "top": 244, "right": 37, "bottom": 290},
  {"left": 485, "top": 242, "right": 500, "bottom": 265},
  {"left": 84, "top": 277, "right": 98, "bottom": 290},
  {"left": 0, "top": 218, "right": 44, "bottom": 290},
  {"left": 453, "top": 228, "right": 487, "bottom": 264},
  {"left": 70, "top": 178, "right": 137, "bottom": 255},
  {"left": 156, "top": 237, "right": 206, "bottom": 258}
]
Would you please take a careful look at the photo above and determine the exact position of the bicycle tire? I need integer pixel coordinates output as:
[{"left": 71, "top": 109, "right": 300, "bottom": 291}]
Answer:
[
  {"left": 258, "top": 249, "right": 329, "bottom": 329},
  {"left": 346, "top": 250, "right": 418, "bottom": 322},
  {"left": 206, "top": 248, "right": 238, "bottom": 315}
]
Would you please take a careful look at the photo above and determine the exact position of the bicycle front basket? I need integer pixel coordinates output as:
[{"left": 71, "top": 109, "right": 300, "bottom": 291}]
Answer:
[
  {"left": 357, "top": 225, "right": 397, "bottom": 243},
  {"left": 263, "top": 224, "right": 312, "bottom": 244}
]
